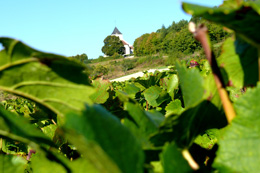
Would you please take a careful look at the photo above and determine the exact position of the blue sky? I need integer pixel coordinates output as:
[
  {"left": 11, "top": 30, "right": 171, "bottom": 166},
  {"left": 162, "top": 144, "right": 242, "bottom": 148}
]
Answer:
[{"left": 1, "top": 0, "right": 223, "bottom": 59}]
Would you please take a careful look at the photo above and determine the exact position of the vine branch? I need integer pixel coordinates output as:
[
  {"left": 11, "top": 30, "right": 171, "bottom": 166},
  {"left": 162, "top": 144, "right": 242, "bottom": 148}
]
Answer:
[{"left": 189, "top": 22, "right": 236, "bottom": 123}]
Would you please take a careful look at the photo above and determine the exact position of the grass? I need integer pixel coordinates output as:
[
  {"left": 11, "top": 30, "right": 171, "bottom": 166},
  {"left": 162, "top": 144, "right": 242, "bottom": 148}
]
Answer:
[{"left": 87, "top": 48, "right": 211, "bottom": 80}]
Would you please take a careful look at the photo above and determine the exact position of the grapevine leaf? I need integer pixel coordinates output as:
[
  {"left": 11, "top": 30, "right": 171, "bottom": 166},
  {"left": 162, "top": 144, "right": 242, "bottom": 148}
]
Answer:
[
  {"left": 167, "top": 74, "right": 179, "bottom": 100},
  {"left": 41, "top": 124, "right": 57, "bottom": 140},
  {"left": 123, "top": 102, "right": 161, "bottom": 148},
  {"left": 31, "top": 145, "right": 118, "bottom": 173},
  {"left": 145, "top": 110, "right": 165, "bottom": 127},
  {"left": 134, "top": 71, "right": 166, "bottom": 90},
  {"left": 123, "top": 83, "right": 140, "bottom": 98},
  {"left": 90, "top": 79, "right": 110, "bottom": 104},
  {"left": 63, "top": 104, "right": 144, "bottom": 173},
  {"left": 226, "top": 87, "right": 243, "bottom": 102},
  {"left": 0, "top": 155, "right": 27, "bottom": 173},
  {"left": 144, "top": 86, "right": 168, "bottom": 107},
  {"left": 143, "top": 86, "right": 161, "bottom": 107},
  {"left": 30, "top": 152, "right": 67, "bottom": 173},
  {"left": 0, "top": 106, "right": 54, "bottom": 147},
  {"left": 0, "top": 37, "right": 95, "bottom": 118},
  {"left": 221, "top": 0, "right": 243, "bottom": 8},
  {"left": 194, "top": 129, "right": 220, "bottom": 150},
  {"left": 160, "top": 142, "right": 192, "bottom": 173},
  {"left": 176, "top": 62, "right": 204, "bottom": 108},
  {"left": 150, "top": 161, "right": 163, "bottom": 173},
  {"left": 1, "top": 138, "right": 27, "bottom": 154},
  {"left": 64, "top": 132, "right": 121, "bottom": 173},
  {"left": 213, "top": 83, "right": 260, "bottom": 172},
  {"left": 160, "top": 77, "right": 169, "bottom": 90},
  {"left": 165, "top": 99, "right": 184, "bottom": 116},
  {"left": 218, "top": 37, "right": 258, "bottom": 88},
  {"left": 150, "top": 63, "right": 227, "bottom": 148},
  {"left": 153, "top": 100, "right": 227, "bottom": 148}
]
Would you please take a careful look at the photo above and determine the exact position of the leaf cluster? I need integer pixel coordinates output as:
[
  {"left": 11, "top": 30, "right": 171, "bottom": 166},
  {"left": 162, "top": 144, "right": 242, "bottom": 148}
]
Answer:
[{"left": 1, "top": 0, "right": 260, "bottom": 172}]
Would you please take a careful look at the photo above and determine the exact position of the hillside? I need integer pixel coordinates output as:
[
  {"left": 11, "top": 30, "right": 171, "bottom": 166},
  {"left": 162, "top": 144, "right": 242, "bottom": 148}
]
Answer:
[{"left": 86, "top": 17, "right": 229, "bottom": 80}]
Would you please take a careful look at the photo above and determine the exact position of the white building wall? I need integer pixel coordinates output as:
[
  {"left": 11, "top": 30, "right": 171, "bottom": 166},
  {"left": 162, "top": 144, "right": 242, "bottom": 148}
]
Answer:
[
  {"left": 124, "top": 45, "right": 130, "bottom": 55},
  {"left": 110, "top": 31, "right": 133, "bottom": 55}
]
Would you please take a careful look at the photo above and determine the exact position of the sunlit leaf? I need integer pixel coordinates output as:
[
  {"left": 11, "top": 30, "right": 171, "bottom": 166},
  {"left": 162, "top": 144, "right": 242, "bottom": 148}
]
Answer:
[
  {"left": 0, "top": 38, "right": 95, "bottom": 119},
  {"left": 90, "top": 79, "right": 111, "bottom": 104},
  {"left": 124, "top": 102, "right": 161, "bottom": 148},
  {"left": 0, "top": 155, "right": 27, "bottom": 173},
  {"left": 160, "top": 142, "right": 192, "bottom": 173},
  {"left": 64, "top": 104, "right": 144, "bottom": 173},
  {"left": 213, "top": 83, "right": 260, "bottom": 172}
]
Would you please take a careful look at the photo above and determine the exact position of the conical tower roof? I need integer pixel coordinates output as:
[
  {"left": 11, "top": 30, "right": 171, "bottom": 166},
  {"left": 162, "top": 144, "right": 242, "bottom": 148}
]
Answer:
[{"left": 112, "top": 27, "right": 122, "bottom": 35}]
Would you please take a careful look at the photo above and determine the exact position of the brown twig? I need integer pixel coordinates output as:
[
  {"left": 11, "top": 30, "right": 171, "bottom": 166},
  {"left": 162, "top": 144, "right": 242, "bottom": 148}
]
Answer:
[{"left": 189, "top": 23, "right": 236, "bottom": 123}]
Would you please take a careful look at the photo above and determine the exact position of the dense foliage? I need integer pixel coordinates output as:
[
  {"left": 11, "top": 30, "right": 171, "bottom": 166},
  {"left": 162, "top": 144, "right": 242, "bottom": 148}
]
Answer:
[
  {"left": 134, "top": 18, "right": 229, "bottom": 56},
  {"left": 1, "top": 0, "right": 260, "bottom": 172},
  {"left": 68, "top": 53, "right": 88, "bottom": 64},
  {"left": 101, "top": 35, "right": 125, "bottom": 56}
]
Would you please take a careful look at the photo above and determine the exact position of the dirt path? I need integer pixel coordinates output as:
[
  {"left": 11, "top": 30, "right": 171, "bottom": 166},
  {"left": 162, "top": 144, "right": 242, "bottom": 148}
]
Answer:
[{"left": 110, "top": 68, "right": 169, "bottom": 82}]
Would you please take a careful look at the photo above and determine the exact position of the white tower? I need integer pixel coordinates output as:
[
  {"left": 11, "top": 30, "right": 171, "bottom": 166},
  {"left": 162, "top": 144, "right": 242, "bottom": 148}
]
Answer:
[{"left": 111, "top": 27, "right": 123, "bottom": 40}]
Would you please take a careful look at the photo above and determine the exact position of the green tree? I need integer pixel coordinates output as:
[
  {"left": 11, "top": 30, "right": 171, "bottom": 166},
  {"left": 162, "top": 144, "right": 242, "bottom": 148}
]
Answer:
[
  {"left": 102, "top": 36, "right": 125, "bottom": 56},
  {"left": 69, "top": 53, "right": 88, "bottom": 64}
]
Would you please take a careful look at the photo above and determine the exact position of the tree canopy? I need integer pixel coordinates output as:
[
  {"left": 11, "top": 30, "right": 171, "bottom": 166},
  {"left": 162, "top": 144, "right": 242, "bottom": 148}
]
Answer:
[
  {"left": 69, "top": 53, "right": 88, "bottom": 64},
  {"left": 102, "top": 36, "right": 125, "bottom": 56},
  {"left": 134, "top": 18, "right": 229, "bottom": 56}
]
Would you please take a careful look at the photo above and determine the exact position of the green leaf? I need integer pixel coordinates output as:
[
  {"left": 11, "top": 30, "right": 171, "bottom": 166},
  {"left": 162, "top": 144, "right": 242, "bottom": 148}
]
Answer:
[
  {"left": 0, "top": 106, "right": 54, "bottom": 147},
  {"left": 150, "top": 161, "right": 163, "bottom": 173},
  {"left": 213, "top": 83, "right": 260, "bottom": 172},
  {"left": 123, "top": 83, "right": 140, "bottom": 98},
  {"left": 194, "top": 129, "right": 219, "bottom": 150},
  {"left": 124, "top": 102, "right": 161, "bottom": 148},
  {"left": 90, "top": 79, "right": 111, "bottom": 104},
  {"left": 64, "top": 133, "right": 121, "bottom": 173},
  {"left": 64, "top": 104, "right": 144, "bottom": 173},
  {"left": 165, "top": 99, "right": 184, "bottom": 117},
  {"left": 0, "top": 155, "right": 27, "bottom": 173},
  {"left": 31, "top": 145, "right": 118, "bottom": 173},
  {"left": 160, "top": 143, "right": 192, "bottom": 173},
  {"left": 182, "top": 2, "right": 260, "bottom": 47},
  {"left": 226, "top": 86, "right": 243, "bottom": 102},
  {"left": 41, "top": 124, "right": 57, "bottom": 140},
  {"left": 30, "top": 152, "right": 67, "bottom": 173},
  {"left": 144, "top": 86, "right": 169, "bottom": 107},
  {"left": 134, "top": 71, "right": 167, "bottom": 90},
  {"left": 1, "top": 138, "right": 27, "bottom": 154},
  {"left": 155, "top": 100, "right": 226, "bottom": 148},
  {"left": 144, "top": 86, "right": 161, "bottom": 107},
  {"left": 218, "top": 37, "right": 258, "bottom": 88},
  {"left": 167, "top": 74, "right": 179, "bottom": 100},
  {"left": 176, "top": 62, "right": 204, "bottom": 108},
  {"left": 0, "top": 38, "right": 95, "bottom": 118},
  {"left": 151, "top": 63, "right": 227, "bottom": 148}
]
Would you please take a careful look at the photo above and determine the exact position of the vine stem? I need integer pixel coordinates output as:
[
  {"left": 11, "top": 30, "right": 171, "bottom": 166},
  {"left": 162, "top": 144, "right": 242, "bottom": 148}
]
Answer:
[
  {"left": 0, "top": 138, "right": 2, "bottom": 151},
  {"left": 182, "top": 149, "right": 199, "bottom": 170},
  {"left": 258, "top": 50, "right": 260, "bottom": 81},
  {"left": 51, "top": 119, "right": 57, "bottom": 125},
  {"left": 189, "top": 23, "right": 236, "bottom": 123}
]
